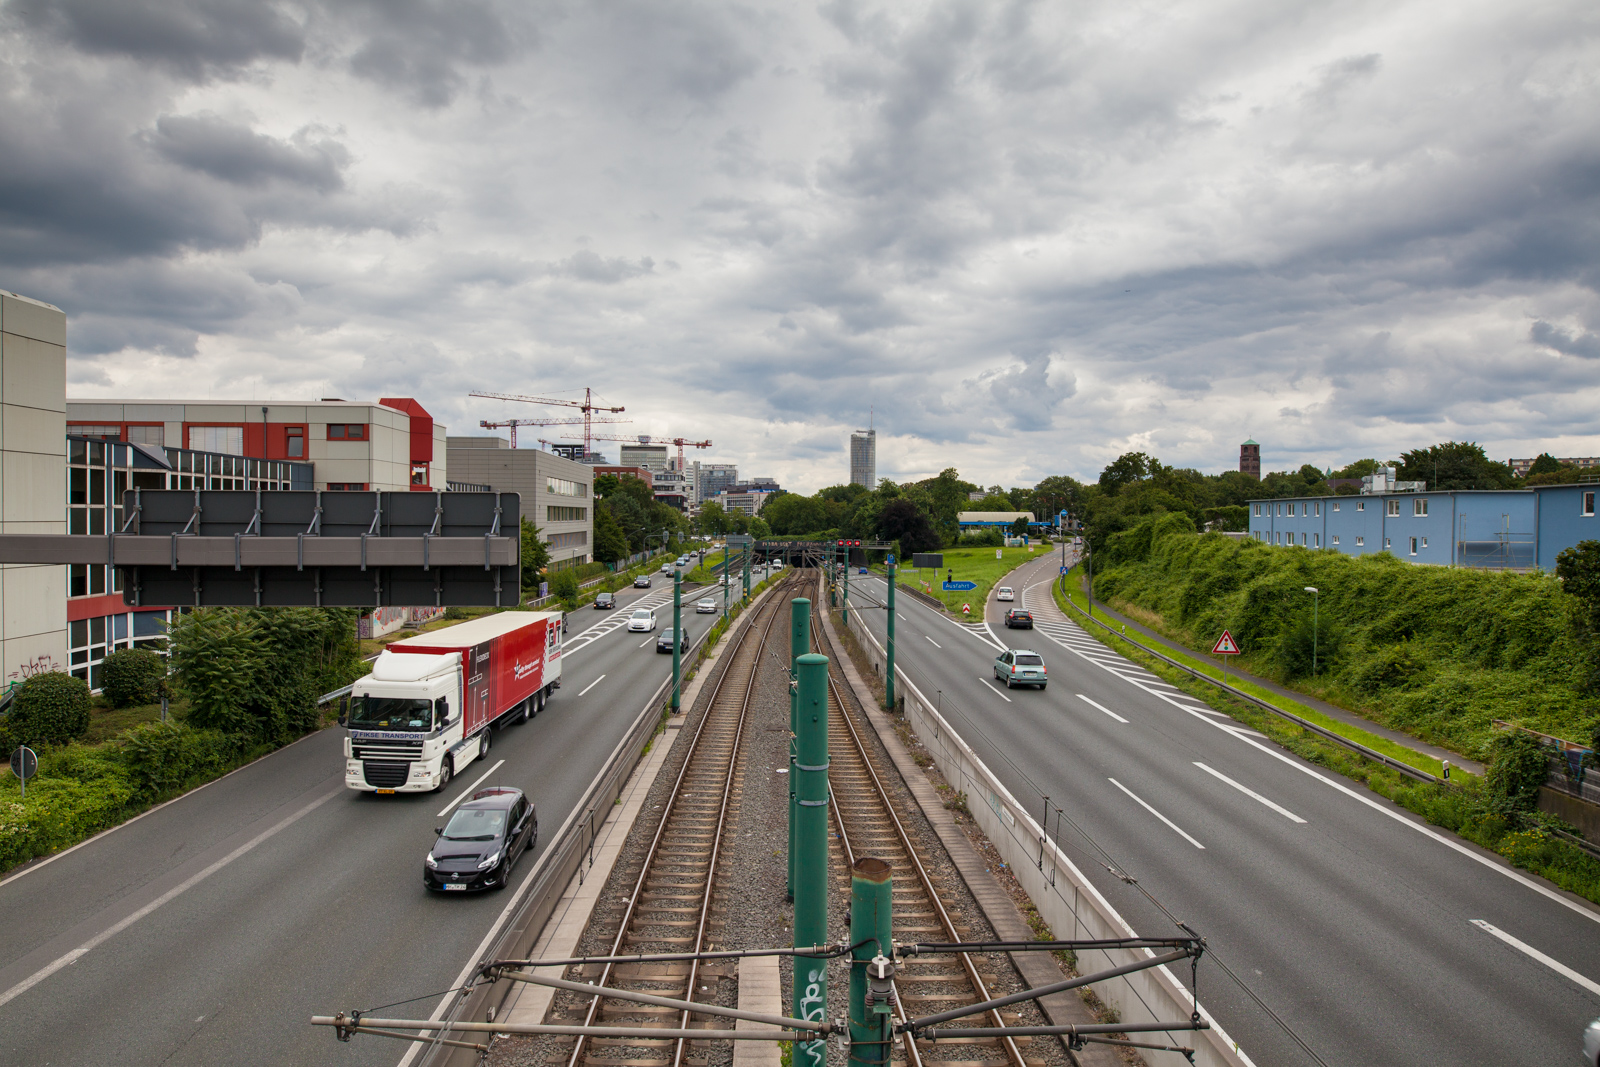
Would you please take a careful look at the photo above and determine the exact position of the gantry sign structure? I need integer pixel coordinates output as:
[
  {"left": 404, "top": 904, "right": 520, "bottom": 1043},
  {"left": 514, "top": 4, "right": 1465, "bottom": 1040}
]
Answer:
[{"left": 0, "top": 490, "right": 522, "bottom": 607}]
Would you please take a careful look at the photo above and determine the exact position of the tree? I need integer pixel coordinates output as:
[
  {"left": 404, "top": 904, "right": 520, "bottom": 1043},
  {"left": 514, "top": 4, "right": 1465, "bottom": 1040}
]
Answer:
[
  {"left": 1098, "top": 452, "right": 1156, "bottom": 494},
  {"left": 521, "top": 517, "right": 550, "bottom": 589},
  {"left": 972, "top": 493, "right": 1015, "bottom": 512},
  {"left": 1528, "top": 453, "right": 1565, "bottom": 477},
  {"left": 7, "top": 672, "right": 91, "bottom": 747},
  {"left": 697, "top": 500, "right": 731, "bottom": 536},
  {"left": 1009, "top": 516, "right": 1030, "bottom": 537},
  {"left": 878, "top": 498, "right": 941, "bottom": 554},
  {"left": 762, "top": 494, "right": 827, "bottom": 535},
  {"left": 101, "top": 648, "right": 167, "bottom": 708},
  {"left": 1397, "top": 442, "right": 1515, "bottom": 491},
  {"left": 748, "top": 516, "right": 771, "bottom": 540},
  {"left": 593, "top": 506, "right": 630, "bottom": 564}
]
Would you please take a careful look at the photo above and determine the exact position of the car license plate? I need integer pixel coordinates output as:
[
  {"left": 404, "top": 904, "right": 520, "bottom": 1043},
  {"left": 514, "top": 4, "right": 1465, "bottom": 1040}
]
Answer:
[
  {"left": 443, "top": 882, "right": 467, "bottom": 891},
  {"left": 376, "top": 789, "right": 395, "bottom": 794}
]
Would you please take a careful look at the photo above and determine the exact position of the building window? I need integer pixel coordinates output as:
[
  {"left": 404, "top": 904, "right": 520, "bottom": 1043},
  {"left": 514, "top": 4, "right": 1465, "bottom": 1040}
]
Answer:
[
  {"left": 1331, "top": 535, "right": 1340, "bottom": 545},
  {"left": 1422, "top": 536, "right": 1428, "bottom": 548},
  {"left": 286, "top": 426, "right": 304, "bottom": 458},
  {"left": 1332, "top": 502, "right": 1340, "bottom": 512},
  {"left": 1277, "top": 504, "right": 1284, "bottom": 517},
  {"left": 1385, "top": 538, "right": 1392, "bottom": 550},
  {"left": 187, "top": 426, "right": 243, "bottom": 454},
  {"left": 68, "top": 424, "right": 123, "bottom": 439},
  {"left": 1253, "top": 503, "right": 1261, "bottom": 516},
  {"left": 1585, "top": 492, "right": 1595, "bottom": 516},
  {"left": 1386, "top": 499, "right": 1400, "bottom": 517},
  {"left": 547, "top": 506, "right": 587, "bottom": 523},
  {"left": 326, "top": 424, "right": 368, "bottom": 440},
  {"left": 1410, "top": 537, "right": 1418, "bottom": 556},
  {"left": 1357, "top": 502, "right": 1365, "bottom": 511},
  {"left": 127, "top": 425, "right": 164, "bottom": 446},
  {"left": 1313, "top": 533, "right": 1320, "bottom": 548},
  {"left": 1315, "top": 501, "right": 1321, "bottom": 517},
  {"left": 327, "top": 482, "right": 370, "bottom": 491},
  {"left": 547, "top": 477, "right": 587, "bottom": 497},
  {"left": 547, "top": 531, "right": 589, "bottom": 549},
  {"left": 1355, "top": 536, "right": 1364, "bottom": 546},
  {"left": 1414, "top": 498, "right": 1429, "bottom": 517},
  {"left": 1300, "top": 532, "right": 1307, "bottom": 545},
  {"left": 411, "top": 464, "right": 429, "bottom": 486}
]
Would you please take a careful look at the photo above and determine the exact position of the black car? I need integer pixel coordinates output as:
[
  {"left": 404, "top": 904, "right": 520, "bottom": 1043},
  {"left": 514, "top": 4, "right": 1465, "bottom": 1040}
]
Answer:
[
  {"left": 425, "top": 787, "right": 537, "bottom": 892},
  {"left": 656, "top": 628, "right": 687, "bottom": 653},
  {"left": 1004, "top": 609, "right": 1033, "bottom": 629},
  {"left": 633, "top": 575, "right": 652, "bottom": 588},
  {"left": 594, "top": 592, "right": 615, "bottom": 609}
]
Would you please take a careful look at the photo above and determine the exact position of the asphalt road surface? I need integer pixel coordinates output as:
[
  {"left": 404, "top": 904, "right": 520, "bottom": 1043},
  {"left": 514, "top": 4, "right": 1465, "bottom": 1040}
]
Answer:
[
  {"left": 847, "top": 552, "right": 1600, "bottom": 1066},
  {"left": 0, "top": 567, "right": 774, "bottom": 1067}
]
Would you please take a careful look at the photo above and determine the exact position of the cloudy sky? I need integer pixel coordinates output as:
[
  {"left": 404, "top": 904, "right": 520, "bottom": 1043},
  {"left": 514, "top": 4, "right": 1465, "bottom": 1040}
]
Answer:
[{"left": 3, "top": 0, "right": 1597, "bottom": 492}]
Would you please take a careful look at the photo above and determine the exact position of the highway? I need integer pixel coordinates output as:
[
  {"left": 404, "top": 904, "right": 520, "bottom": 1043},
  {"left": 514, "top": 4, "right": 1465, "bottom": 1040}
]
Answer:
[
  {"left": 847, "top": 553, "right": 1600, "bottom": 1066},
  {"left": 0, "top": 563, "right": 773, "bottom": 1067}
]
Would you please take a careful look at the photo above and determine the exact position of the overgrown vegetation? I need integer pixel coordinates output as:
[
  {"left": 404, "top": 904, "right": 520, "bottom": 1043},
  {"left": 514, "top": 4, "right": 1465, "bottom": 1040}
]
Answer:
[{"left": 1087, "top": 513, "right": 1599, "bottom": 758}]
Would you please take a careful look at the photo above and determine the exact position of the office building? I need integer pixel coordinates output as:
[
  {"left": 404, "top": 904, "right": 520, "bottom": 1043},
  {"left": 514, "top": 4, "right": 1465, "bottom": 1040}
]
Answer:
[
  {"left": 714, "top": 485, "right": 779, "bottom": 516},
  {"left": 65, "top": 397, "right": 446, "bottom": 492},
  {"left": 619, "top": 442, "right": 669, "bottom": 472},
  {"left": 850, "top": 428, "right": 876, "bottom": 489},
  {"left": 446, "top": 436, "right": 594, "bottom": 569},
  {"left": 694, "top": 462, "right": 738, "bottom": 504},
  {"left": 1240, "top": 439, "right": 1260, "bottom": 479}
]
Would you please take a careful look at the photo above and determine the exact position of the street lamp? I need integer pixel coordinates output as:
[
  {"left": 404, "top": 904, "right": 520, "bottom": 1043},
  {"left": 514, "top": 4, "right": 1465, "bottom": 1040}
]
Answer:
[{"left": 1303, "top": 586, "right": 1319, "bottom": 675}]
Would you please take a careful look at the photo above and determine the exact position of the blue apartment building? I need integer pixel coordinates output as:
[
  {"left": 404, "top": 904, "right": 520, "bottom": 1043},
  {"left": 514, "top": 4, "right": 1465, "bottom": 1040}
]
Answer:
[{"left": 1533, "top": 483, "right": 1600, "bottom": 570}]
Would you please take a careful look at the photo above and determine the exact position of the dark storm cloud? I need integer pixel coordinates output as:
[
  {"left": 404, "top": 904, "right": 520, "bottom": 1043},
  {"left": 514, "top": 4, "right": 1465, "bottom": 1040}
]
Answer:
[
  {"left": 340, "top": 0, "right": 531, "bottom": 108},
  {"left": 6, "top": 0, "right": 305, "bottom": 78},
  {"left": 144, "top": 114, "right": 348, "bottom": 191},
  {"left": 1531, "top": 321, "right": 1600, "bottom": 360}
]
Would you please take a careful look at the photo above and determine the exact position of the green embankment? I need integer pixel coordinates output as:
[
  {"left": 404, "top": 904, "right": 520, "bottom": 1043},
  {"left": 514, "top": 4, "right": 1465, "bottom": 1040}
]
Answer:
[
  {"left": 1088, "top": 513, "right": 1598, "bottom": 759},
  {"left": 890, "top": 544, "right": 1055, "bottom": 614}
]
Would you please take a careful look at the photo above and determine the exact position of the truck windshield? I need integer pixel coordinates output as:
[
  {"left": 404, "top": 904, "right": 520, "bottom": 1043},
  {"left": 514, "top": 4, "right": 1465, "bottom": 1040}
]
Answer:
[{"left": 348, "top": 696, "right": 435, "bottom": 731}]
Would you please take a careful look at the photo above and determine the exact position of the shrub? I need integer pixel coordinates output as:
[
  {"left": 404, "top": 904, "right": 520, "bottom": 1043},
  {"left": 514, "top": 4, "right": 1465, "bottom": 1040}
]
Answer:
[
  {"left": 550, "top": 569, "right": 580, "bottom": 601},
  {"left": 1483, "top": 731, "right": 1549, "bottom": 819},
  {"left": 100, "top": 649, "right": 167, "bottom": 708},
  {"left": 6, "top": 672, "right": 91, "bottom": 747},
  {"left": 120, "top": 720, "right": 249, "bottom": 794},
  {"left": 1276, "top": 614, "right": 1345, "bottom": 678}
]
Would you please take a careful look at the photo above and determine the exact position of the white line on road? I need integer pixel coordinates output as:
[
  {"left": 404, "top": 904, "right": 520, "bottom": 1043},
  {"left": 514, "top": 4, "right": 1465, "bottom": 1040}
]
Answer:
[
  {"left": 436, "top": 759, "right": 507, "bottom": 818},
  {"left": 925, "top": 635, "right": 942, "bottom": 648},
  {"left": 1076, "top": 694, "right": 1129, "bottom": 723},
  {"left": 577, "top": 674, "right": 606, "bottom": 697},
  {"left": 1471, "top": 919, "right": 1600, "bottom": 997},
  {"left": 978, "top": 677, "right": 1013, "bottom": 703},
  {"left": 1193, "top": 762, "right": 1306, "bottom": 823},
  {"left": 897, "top": 613, "right": 907, "bottom": 621},
  {"left": 1108, "top": 778, "right": 1205, "bottom": 849},
  {"left": 0, "top": 785, "right": 342, "bottom": 1011},
  {"left": 638, "top": 636, "right": 655, "bottom": 648}
]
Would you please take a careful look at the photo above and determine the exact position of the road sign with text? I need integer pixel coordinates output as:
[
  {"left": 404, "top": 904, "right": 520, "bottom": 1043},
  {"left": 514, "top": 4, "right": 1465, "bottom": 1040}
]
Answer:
[{"left": 942, "top": 581, "right": 976, "bottom": 591}]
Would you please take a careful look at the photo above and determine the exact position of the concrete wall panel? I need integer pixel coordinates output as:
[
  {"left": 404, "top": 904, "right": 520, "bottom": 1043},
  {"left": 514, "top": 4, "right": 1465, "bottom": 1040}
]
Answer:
[
  {"left": 3, "top": 628, "right": 69, "bottom": 689},
  {"left": 0, "top": 292, "right": 68, "bottom": 346},
  {"left": 2, "top": 334, "right": 67, "bottom": 412},
  {"left": 3, "top": 402, "right": 66, "bottom": 455},
  {"left": 2, "top": 451, "right": 66, "bottom": 527},
  {"left": 3, "top": 563, "right": 65, "bottom": 639}
]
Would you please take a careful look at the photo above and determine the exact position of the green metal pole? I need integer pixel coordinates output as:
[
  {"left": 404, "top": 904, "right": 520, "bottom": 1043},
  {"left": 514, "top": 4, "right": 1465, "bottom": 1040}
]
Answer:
[
  {"left": 885, "top": 563, "right": 896, "bottom": 712},
  {"left": 793, "top": 652, "right": 831, "bottom": 1067},
  {"left": 842, "top": 553, "right": 850, "bottom": 626},
  {"left": 848, "top": 857, "right": 893, "bottom": 1067},
  {"left": 671, "top": 568, "right": 682, "bottom": 713},
  {"left": 788, "top": 597, "right": 810, "bottom": 902},
  {"left": 742, "top": 546, "right": 751, "bottom": 602},
  {"left": 722, "top": 544, "right": 729, "bottom": 619}
]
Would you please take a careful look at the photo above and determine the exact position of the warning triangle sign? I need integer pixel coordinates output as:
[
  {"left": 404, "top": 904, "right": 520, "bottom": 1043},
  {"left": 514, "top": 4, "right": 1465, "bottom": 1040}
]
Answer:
[{"left": 1212, "top": 630, "right": 1241, "bottom": 655}]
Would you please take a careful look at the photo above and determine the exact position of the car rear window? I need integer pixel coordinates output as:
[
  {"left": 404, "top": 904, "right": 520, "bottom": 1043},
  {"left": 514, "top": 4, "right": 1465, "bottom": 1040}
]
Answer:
[{"left": 1015, "top": 654, "right": 1043, "bottom": 666}]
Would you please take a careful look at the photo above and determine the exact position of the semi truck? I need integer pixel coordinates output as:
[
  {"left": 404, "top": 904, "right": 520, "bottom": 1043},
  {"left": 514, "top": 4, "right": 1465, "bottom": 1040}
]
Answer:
[{"left": 343, "top": 611, "right": 563, "bottom": 794}]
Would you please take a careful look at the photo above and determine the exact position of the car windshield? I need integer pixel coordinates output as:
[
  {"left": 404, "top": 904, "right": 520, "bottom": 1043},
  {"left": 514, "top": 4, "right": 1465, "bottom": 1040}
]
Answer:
[
  {"left": 632, "top": 609, "right": 651, "bottom": 619},
  {"left": 349, "top": 696, "right": 436, "bottom": 732},
  {"left": 1015, "top": 654, "right": 1044, "bottom": 666},
  {"left": 660, "top": 630, "right": 675, "bottom": 639},
  {"left": 441, "top": 807, "right": 506, "bottom": 841}
]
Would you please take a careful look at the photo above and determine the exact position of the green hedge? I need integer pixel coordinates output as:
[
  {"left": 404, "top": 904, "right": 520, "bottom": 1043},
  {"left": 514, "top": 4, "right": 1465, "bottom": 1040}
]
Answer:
[
  {"left": 3, "top": 672, "right": 92, "bottom": 749},
  {"left": 1091, "top": 514, "right": 1599, "bottom": 758}
]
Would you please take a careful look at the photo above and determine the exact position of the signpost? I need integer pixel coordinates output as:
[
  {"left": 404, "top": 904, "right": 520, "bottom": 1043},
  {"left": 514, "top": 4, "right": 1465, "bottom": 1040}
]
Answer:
[
  {"left": 1211, "top": 630, "right": 1241, "bottom": 683},
  {"left": 10, "top": 745, "right": 37, "bottom": 799}
]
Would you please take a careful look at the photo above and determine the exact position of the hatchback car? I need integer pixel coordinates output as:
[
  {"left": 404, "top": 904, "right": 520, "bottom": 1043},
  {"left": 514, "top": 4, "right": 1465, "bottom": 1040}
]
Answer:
[
  {"left": 696, "top": 597, "right": 718, "bottom": 613},
  {"left": 627, "top": 608, "right": 657, "bottom": 632},
  {"left": 858, "top": 566, "right": 868, "bottom": 575},
  {"left": 656, "top": 628, "right": 687, "bottom": 653},
  {"left": 661, "top": 562, "right": 673, "bottom": 574},
  {"left": 994, "top": 649, "right": 1047, "bottom": 689},
  {"left": 1004, "top": 609, "right": 1033, "bottom": 629},
  {"left": 594, "top": 592, "right": 615, "bottom": 610},
  {"left": 996, "top": 586, "right": 1015, "bottom": 602},
  {"left": 425, "top": 787, "right": 537, "bottom": 892},
  {"left": 633, "top": 574, "right": 652, "bottom": 588}
]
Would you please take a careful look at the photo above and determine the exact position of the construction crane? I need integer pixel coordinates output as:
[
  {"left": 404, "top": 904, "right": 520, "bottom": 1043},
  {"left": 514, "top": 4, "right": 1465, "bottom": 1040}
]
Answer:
[
  {"left": 478, "top": 415, "right": 628, "bottom": 449},
  {"left": 563, "top": 433, "right": 712, "bottom": 472},
  {"left": 468, "top": 388, "right": 624, "bottom": 459}
]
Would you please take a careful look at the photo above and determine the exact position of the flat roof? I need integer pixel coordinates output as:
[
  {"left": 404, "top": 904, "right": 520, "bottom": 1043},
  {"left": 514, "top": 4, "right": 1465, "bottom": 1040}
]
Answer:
[{"left": 1249, "top": 489, "right": 1534, "bottom": 503}]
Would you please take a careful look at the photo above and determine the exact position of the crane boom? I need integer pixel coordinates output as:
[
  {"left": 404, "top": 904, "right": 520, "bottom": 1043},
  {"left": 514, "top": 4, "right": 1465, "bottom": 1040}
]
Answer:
[{"left": 468, "top": 388, "right": 624, "bottom": 458}]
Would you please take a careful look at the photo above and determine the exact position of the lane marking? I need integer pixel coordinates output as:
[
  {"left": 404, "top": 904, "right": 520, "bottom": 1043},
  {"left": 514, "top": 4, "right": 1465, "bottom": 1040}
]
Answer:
[
  {"left": 1109, "top": 778, "right": 1205, "bottom": 849},
  {"left": 0, "top": 785, "right": 342, "bottom": 1011},
  {"left": 577, "top": 674, "right": 606, "bottom": 697},
  {"left": 1194, "top": 762, "right": 1306, "bottom": 823},
  {"left": 978, "top": 677, "right": 1013, "bottom": 703},
  {"left": 435, "top": 759, "right": 507, "bottom": 818},
  {"left": 1471, "top": 919, "right": 1600, "bottom": 997},
  {"left": 925, "top": 635, "right": 942, "bottom": 648},
  {"left": 1076, "top": 693, "right": 1129, "bottom": 723},
  {"left": 638, "top": 636, "right": 655, "bottom": 648}
]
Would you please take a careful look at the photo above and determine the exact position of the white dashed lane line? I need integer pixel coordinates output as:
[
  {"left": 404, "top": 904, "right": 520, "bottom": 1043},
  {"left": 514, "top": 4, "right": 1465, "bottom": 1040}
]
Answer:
[
  {"left": 1194, "top": 762, "right": 1306, "bottom": 823},
  {"left": 1109, "top": 777, "right": 1206, "bottom": 849}
]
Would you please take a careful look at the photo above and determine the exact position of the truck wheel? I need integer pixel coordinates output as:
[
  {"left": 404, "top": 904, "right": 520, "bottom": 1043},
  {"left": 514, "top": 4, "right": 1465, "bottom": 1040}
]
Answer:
[
  {"left": 435, "top": 756, "right": 453, "bottom": 792},
  {"left": 479, "top": 731, "right": 491, "bottom": 760},
  {"left": 516, "top": 699, "right": 531, "bottom": 725}
]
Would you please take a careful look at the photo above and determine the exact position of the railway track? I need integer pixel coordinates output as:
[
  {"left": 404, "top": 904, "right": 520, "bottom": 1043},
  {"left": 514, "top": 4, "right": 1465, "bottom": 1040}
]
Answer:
[{"left": 541, "top": 569, "right": 804, "bottom": 1067}]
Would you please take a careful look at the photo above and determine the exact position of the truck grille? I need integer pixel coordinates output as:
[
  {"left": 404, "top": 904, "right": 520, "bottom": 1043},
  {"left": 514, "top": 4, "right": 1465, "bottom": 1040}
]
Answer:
[
  {"left": 352, "top": 739, "right": 425, "bottom": 760},
  {"left": 363, "top": 760, "right": 410, "bottom": 788}
]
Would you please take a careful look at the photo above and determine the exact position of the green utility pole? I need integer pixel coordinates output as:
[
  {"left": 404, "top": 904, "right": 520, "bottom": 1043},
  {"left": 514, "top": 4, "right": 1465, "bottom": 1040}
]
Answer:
[
  {"left": 885, "top": 562, "right": 896, "bottom": 712},
  {"left": 793, "top": 652, "right": 831, "bottom": 1067},
  {"left": 722, "top": 543, "right": 729, "bottom": 619},
  {"left": 829, "top": 557, "right": 837, "bottom": 608},
  {"left": 848, "top": 857, "right": 894, "bottom": 1067},
  {"left": 671, "top": 568, "right": 683, "bottom": 713},
  {"left": 788, "top": 597, "right": 810, "bottom": 902},
  {"left": 842, "top": 552, "right": 850, "bottom": 626},
  {"left": 742, "top": 545, "right": 751, "bottom": 602}
]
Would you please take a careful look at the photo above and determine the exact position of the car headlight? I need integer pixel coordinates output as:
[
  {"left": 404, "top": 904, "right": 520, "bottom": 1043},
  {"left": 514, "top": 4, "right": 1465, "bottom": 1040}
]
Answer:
[
  {"left": 477, "top": 851, "right": 501, "bottom": 870},
  {"left": 425, "top": 854, "right": 439, "bottom": 869}
]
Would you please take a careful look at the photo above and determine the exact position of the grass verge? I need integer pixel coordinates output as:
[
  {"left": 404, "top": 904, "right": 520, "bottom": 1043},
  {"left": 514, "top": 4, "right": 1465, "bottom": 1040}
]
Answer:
[{"left": 882, "top": 544, "right": 1056, "bottom": 614}]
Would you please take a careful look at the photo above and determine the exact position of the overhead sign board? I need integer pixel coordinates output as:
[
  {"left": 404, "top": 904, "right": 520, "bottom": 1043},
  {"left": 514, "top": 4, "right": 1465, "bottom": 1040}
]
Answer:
[
  {"left": 726, "top": 534, "right": 754, "bottom": 546},
  {"left": 911, "top": 553, "right": 944, "bottom": 569},
  {"left": 1212, "top": 630, "right": 1241, "bottom": 655}
]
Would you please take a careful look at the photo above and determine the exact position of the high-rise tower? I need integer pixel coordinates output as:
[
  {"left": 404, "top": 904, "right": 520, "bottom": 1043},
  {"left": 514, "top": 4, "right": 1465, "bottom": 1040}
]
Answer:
[
  {"left": 1240, "top": 438, "right": 1261, "bottom": 479},
  {"left": 850, "top": 423, "right": 876, "bottom": 489}
]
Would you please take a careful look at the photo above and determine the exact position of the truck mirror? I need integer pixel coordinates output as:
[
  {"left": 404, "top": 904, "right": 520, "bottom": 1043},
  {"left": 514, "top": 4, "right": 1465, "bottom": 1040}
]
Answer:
[{"left": 337, "top": 696, "right": 349, "bottom": 726}]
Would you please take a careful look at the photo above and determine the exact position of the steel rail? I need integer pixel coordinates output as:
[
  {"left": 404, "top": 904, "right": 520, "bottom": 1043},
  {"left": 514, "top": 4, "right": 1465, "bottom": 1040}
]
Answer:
[
  {"left": 812, "top": 574, "right": 1029, "bottom": 1067},
  {"left": 564, "top": 570, "right": 801, "bottom": 1067}
]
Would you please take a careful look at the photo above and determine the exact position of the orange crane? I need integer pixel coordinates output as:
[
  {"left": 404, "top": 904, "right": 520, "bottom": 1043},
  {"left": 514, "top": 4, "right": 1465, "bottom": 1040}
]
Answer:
[
  {"left": 478, "top": 415, "right": 628, "bottom": 449},
  {"left": 563, "top": 432, "right": 712, "bottom": 472},
  {"left": 469, "top": 388, "right": 625, "bottom": 459}
]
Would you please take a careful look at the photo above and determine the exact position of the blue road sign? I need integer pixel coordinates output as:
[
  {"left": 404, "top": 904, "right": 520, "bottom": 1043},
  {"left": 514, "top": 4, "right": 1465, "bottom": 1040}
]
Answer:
[
  {"left": 886, "top": 554, "right": 895, "bottom": 565},
  {"left": 942, "top": 580, "right": 977, "bottom": 591},
  {"left": 1060, "top": 566, "right": 1069, "bottom": 575}
]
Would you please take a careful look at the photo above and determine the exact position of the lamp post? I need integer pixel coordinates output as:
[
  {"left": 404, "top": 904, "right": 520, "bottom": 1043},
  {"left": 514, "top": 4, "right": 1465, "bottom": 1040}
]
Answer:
[{"left": 1304, "top": 586, "right": 1319, "bottom": 675}]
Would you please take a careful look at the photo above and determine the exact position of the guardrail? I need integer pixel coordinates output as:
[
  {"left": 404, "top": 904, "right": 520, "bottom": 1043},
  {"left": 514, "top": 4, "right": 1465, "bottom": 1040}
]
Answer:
[
  {"left": 837, "top": 598, "right": 1251, "bottom": 1067},
  {"left": 1058, "top": 572, "right": 1442, "bottom": 786}
]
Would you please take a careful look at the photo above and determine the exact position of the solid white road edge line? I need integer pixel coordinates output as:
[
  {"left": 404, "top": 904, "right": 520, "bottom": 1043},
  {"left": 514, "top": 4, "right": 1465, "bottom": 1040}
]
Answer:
[
  {"left": 978, "top": 676, "right": 1013, "bottom": 702},
  {"left": 0, "top": 785, "right": 343, "bottom": 1011},
  {"left": 1470, "top": 919, "right": 1600, "bottom": 997},
  {"left": 1108, "top": 778, "right": 1206, "bottom": 849},
  {"left": 436, "top": 760, "right": 507, "bottom": 818},
  {"left": 1194, "top": 762, "right": 1307, "bottom": 824},
  {"left": 1076, "top": 693, "right": 1129, "bottom": 724},
  {"left": 577, "top": 675, "right": 606, "bottom": 697}
]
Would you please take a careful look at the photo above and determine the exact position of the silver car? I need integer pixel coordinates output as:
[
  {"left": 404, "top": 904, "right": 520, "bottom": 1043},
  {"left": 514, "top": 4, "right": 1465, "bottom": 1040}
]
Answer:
[
  {"left": 993, "top": 649, "right": 1047, "bottom": 690},
  {"left": 1584, "top": 1017, "right": 1600, "bottom": 1066},
  {"left": 696, "top": 597, "right": 718, "bottom": 613},
  {"left": 627, "top": 608, "right": 657, "bottom": 632}
]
